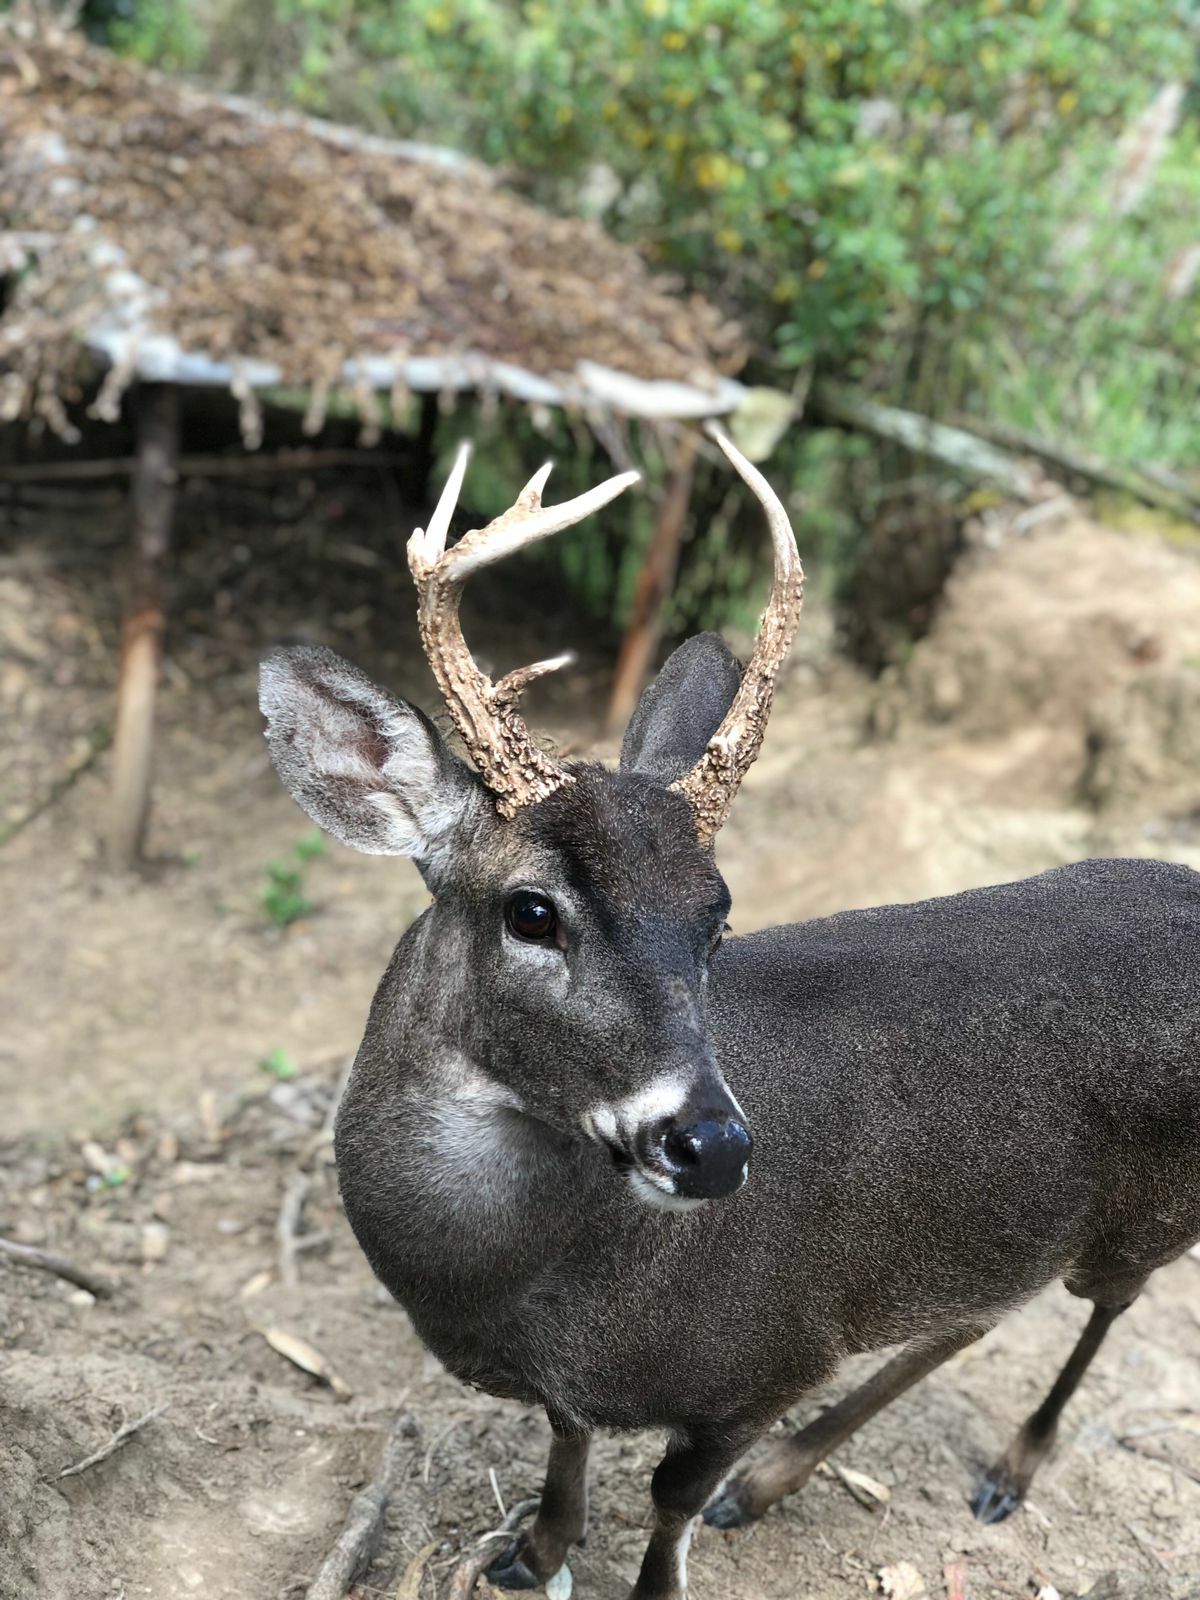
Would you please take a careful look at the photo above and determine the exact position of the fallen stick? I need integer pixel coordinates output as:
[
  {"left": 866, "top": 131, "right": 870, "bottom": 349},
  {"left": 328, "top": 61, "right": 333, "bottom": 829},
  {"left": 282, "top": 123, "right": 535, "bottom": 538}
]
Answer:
[
  {"left": 0, "top": 1235, "right": 120, "bottom": 1299},
  {"left": 58, "top": 1404, "right": 168, "bottom": 1479},
  {"left": 305, "top": 1413, "right": 417, "bottom": 1600},
  {"left": 444, "top": 1497, "right": 541, "bottom": 1600},
  {"left": 0, "top": 726, "right": 111, "bottom": 850},
  {"left": 277, "top": 1171, "right": 312, "bottom": 1289}
]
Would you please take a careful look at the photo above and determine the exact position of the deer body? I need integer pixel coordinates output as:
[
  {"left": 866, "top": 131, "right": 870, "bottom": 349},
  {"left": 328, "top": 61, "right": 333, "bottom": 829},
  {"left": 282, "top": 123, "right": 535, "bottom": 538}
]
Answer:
[
  {"left": 261, "top": 435, "right": 1200, "bottom": 1599},
  {"left": 337, "top": 845, "right": 1200, "bottom": 1427}
]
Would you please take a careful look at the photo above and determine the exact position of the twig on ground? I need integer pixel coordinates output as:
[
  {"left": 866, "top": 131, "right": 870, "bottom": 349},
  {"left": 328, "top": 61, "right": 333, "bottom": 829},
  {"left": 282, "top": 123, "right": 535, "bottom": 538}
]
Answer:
[
  {"left": 1117, "top": 1432, "right": 1200, "bottom": 1487},
  {"left": 0, "top": 725, "right": 111, "bottom": 849},
  {"left": 0, "top": 1235, "right": 120, "bottom": 1299},
  {"left": 943, "top": 1559, "right": 968, "bottom": 1600},
  {"left": 304, "top": 1412, "right": 416, "bottom": 1600},
  {"left": 299, "top": 1052, "right": 355, "bottom": 1167},
  {"left": 277, "top": 1172, "right": 312, "bottom": 1289},
  {"left": 488, "top": 1465, "right": 506, "bottom": 1519},
  {"left": 58, "top": 1404, "right": 168, "bottom": 1479},
  {"left": 444, "top": 1497, "right": 540, "bottom": 1600}
]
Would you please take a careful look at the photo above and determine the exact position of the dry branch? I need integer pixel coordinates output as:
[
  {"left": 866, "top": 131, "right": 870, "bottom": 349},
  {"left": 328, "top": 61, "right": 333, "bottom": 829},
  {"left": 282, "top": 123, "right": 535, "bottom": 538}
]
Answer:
[
  {"left": 947, "top": 414, "right": 1200, "bottom": 525},
  {"left": 0, "top": 1234, "right": 120, "bottom": 1298},
  {"left": 808, "top": 384, "right": 1045, "bottom": 501},
  {"left": 444, "top": 1497, "right": 541, "bottom": 1600},
  {"left": 304, "top": 1413, "right": 417, "bottom": 1600},
  {"left": 807, "top": 382, "right": 1200, "bottom": 526},
  {"left": 58, "top": 1404, "right": 168, "bottom": 1479},
  {"left": 277, "top": 1172, "right": 311, "bottom": 1290}
]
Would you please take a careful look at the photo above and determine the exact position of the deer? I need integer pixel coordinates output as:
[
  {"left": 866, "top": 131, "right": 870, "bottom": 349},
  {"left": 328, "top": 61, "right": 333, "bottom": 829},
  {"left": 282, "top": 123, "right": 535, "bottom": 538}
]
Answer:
[{"left": 259, "top": 428, "right": 1200, "bottom": 1600}]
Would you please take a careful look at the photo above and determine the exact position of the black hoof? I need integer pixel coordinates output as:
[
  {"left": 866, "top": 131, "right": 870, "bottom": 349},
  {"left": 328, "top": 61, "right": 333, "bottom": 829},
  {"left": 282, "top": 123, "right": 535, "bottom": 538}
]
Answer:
[
  {"left": 970, "top": 1470, "right": 1024, "bottom": 1525},
  {"left": 703, "top": 1484, "right": 757, "bottom": 1530},
  {"left": 486, "top": 1539, "right": 542, "bottom": 1590}
]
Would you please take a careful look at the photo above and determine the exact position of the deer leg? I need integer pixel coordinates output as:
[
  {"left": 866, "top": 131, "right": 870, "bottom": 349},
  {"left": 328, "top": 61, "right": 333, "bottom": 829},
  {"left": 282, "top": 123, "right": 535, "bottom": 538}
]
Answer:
[
  {"left": 705, "top": 1324, "right": 986, "bottom": 1528},
  {"left": 487, "top": 1424, "right": 591, "bottom": 1590},
  {"left": 971, "top": 1298, "right": 1133, "bottom": 1524},
  {"left": 629, "top": 1423, "right": 762, "bottom": 1600}
]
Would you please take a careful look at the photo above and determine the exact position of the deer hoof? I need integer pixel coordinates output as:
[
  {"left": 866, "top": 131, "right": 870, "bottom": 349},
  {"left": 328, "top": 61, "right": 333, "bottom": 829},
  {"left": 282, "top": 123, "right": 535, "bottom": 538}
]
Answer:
[
  {"left": 969, "top": 1469, "right": 1024, "bottom": 1525},
  {"left": 702, "top": 1482, "right": 757, "bottom": 1529},
  {"left": 486, "top": 1541, "right": 542, "bottom": 1590}
]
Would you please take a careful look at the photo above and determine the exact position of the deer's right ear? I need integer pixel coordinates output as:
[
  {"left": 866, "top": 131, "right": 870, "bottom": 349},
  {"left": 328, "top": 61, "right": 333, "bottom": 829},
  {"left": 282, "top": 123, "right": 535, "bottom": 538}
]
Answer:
[
  {"left": 620, "top": 632, "right": 743, "bottom": 784},
  {"left": 258, "top": 646, "right": 483, "bottom": 866}
]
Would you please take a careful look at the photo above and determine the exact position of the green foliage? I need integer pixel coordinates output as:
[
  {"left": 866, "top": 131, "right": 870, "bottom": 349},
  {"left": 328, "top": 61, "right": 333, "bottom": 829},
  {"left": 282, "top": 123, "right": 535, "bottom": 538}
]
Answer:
[
  {"left": 260, "top": 834, "right": 325, "bottom": 927},
  {"left": 292, "top": 830, "right": 328, "bottom": 864},
  {"left": 119, "top": 1, "right": 1197, "bottom": 422},
  {"left": 258, "top": 1045, "right": 299, "bottom": 1079},
  {"left": 89, "top": 0, "right": 1200, "bottom": 617}
]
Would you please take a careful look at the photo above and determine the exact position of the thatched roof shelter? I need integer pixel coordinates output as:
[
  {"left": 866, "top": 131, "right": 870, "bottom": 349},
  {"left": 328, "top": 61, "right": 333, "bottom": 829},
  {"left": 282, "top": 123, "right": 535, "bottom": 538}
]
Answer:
[
  {"left": 0, "top": 23, "right": 745, "bottom": 442},
  {"left": 0, "top": 21, "right": 753, "bottom": 871}
]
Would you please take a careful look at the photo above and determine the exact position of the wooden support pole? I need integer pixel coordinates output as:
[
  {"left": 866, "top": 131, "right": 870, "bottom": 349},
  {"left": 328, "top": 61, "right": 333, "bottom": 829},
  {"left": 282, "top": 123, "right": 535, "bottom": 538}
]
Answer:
[
  {"left": 107, "top": 385, "right": 181, "bottom": 870},
  {"left": 604, "top": 431, "right": 699, "bottom": 737}
]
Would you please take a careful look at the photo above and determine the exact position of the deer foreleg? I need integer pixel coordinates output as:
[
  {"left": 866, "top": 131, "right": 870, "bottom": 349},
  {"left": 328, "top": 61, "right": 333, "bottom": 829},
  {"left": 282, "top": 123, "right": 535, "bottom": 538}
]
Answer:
[
  {"left": 488, "top": 1423, "right": 590, "bottom": 1591},
  {"left": 629, "top": 1422, "right": 762, "bottom": 1600}
]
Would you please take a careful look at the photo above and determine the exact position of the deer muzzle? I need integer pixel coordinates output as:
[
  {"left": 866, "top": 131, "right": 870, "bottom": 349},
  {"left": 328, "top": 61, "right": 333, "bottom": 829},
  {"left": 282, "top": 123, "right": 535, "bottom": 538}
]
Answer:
[
  {"left": 585, "top": 1073, "right": 752, "bottom": 1210},
  {"left": 647, "top": 1111, "right": 753, "bottom": 1202}
]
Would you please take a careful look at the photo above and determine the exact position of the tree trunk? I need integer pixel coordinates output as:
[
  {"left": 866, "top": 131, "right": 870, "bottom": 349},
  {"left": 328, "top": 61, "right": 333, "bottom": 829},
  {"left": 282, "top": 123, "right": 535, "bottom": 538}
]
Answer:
[
  {"left": 107, "top": 385, "right": 181, "bottom": 870},
  {"left": 605, "top": 432, "right": 699, "bottom": 736}
]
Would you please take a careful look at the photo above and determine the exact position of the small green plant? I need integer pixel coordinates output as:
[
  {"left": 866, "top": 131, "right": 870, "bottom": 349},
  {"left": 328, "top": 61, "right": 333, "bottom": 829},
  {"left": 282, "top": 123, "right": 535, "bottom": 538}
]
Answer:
[
  {"left": 259, "top": 1046, "right": 299, "bottom": 1080},
  {"left": 261, "top": 832, "right": 326, "bottom": 927}
]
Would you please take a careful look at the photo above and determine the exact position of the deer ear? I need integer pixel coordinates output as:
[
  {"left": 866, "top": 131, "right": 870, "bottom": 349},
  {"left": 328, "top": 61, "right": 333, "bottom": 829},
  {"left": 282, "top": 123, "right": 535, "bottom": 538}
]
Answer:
[
  {"left": 620, "top": 632, "right": 742, "bottom": 784},
  {"left": 258, "top": 646, "right": 484, "bottom": 867}
]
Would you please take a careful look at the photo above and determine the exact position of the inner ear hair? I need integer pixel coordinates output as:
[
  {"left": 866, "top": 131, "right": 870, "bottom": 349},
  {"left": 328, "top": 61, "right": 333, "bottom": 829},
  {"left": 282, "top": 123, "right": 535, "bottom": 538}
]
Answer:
[{"left": 258, "top": 645, "right": 480, "bottom": 863}]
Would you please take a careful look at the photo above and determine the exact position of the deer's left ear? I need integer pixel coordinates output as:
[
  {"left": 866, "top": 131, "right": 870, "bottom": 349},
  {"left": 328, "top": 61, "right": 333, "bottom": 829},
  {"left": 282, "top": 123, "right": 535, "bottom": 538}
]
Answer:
[
  {"left": 620, "top": 632, "right": 742, "bottom": 784},
  {"left": 259, "top": 646, "right": 484, "bottom": 875}
]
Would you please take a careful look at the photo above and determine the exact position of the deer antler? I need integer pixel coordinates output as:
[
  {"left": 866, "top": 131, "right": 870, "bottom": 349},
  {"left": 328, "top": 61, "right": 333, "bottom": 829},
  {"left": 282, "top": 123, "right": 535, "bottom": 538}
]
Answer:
[
  {"left": 670, "top": 427, "right": 804, "bottom": 847},
  {"left": 408, "top": 443, "right": 640, "bottom": 817}
]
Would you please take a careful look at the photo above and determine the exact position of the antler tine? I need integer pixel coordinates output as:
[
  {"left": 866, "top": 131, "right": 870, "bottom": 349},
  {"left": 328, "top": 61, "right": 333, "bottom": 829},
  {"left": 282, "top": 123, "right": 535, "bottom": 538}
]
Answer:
[
  {"left": 408, "top": 451, "right": 638, "bottom": 817},
  {"left": 449, "top": 468, "right": 640, "bottom": 581},
  {"left": 670, "top": 425, "right": 804, "bottom": 848},
  {"left": 409, "top": 440, "right": 471, "bottom": 567}
]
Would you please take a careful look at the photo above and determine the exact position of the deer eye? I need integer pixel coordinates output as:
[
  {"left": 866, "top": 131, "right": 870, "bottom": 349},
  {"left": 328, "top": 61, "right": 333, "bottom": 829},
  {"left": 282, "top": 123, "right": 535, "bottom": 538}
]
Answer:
[{"left": 505, "top": 888, "right": 558, "bottom": 943}]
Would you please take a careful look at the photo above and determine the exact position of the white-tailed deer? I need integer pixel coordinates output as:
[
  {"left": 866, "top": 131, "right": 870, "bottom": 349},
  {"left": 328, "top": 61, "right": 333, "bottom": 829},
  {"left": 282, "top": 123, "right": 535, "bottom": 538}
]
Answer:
[{"left": 260, "top": 430, "right": 1200, "bottom": 1600}]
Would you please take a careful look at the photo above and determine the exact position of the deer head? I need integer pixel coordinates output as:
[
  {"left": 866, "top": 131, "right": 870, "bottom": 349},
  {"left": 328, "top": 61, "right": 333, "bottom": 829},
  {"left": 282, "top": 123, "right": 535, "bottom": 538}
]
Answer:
[{"left": 259, "top": 428, "right": 803, "bottom": 1208}]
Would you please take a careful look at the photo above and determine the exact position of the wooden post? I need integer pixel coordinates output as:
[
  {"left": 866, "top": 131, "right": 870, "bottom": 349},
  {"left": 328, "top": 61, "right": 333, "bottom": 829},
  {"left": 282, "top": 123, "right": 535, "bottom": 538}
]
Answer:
[
  {"left": 107, "top": 384, "right": 181, "bottom": 870},
  {"left": 604, "top": 431, "right": 698, "bottom": 737}
]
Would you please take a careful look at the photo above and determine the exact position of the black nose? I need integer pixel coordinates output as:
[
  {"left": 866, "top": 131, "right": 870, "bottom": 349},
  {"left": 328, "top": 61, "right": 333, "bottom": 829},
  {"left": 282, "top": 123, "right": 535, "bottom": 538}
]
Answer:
[{"left": 659, "top": 1116, "right": 752, "bottom": 1200}]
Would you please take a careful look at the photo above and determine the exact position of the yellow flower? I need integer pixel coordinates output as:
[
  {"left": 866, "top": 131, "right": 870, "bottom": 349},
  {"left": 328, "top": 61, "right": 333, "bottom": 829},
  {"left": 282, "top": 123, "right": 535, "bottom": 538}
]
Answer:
[
  {"left": 425, "top": 5, "right": 451, "bottom": 35},
  {"left": 807, "top": 258, "right": 827, "bottom": 280},
  {"left": 643, "top": 0, "right": 668, "bottom": 15},
  {"left": 694, "top": 152, "right": 739, "bottom": 189},
  {"left": 715, "top": 227, "right": 743, "bottom": 253},
  {"left": 1058, "top": 90, "right": 1078, "bottom": 114},
  {"left": 663, "top": 29, "right": 687, "bottom": 50}
]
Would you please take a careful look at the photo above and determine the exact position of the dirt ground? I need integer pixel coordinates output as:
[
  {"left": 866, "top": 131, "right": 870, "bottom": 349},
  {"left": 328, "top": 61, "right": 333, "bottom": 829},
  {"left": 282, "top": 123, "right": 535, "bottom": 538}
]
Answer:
[{"left": 2, "top": 476, "right": 1199, "bottom": 1600}]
